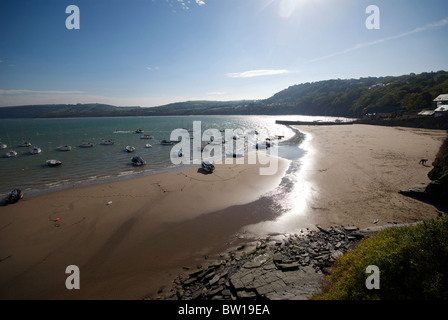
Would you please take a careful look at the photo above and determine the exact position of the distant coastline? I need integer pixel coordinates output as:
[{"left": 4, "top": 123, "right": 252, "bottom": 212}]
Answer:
[{"left": 1, "top": 71, "right": 447, "bottom": 120}]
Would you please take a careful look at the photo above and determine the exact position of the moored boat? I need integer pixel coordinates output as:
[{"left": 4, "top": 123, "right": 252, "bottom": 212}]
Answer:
[
  {"left": 46, "top": 159, "right": 62, "bottom": 167},
  {"left": 160, "top": 140, "right": 174, "bottom": 145},
  {"left": 6, "top": 150, "right": 17, "bottom": 157},
  {"left": 80, "top": 142, "right": 94, "bottom": 148},
  {"left": 131, "top": 155, "right": 146, "bottom": 166},
  {"left": 5, "top": 189, "right": 23, "bottom": 204},
  {"left": 58, "top": 145, "right": 72, "bottom": 151},
  {"left": 201, "top": 161, "right": 215, "bottom": 173},
  {"left": 21, "top": 141, "right": 32, "bottom": 147},
  {"left": 30, "top": 146, "right": 42, "bottom": 154},
  {"left": 101, "top": 139, "right": 114, "bottom": 145},
  {"left": 126, "top": 145, "right": 136, "bottom": 152}
]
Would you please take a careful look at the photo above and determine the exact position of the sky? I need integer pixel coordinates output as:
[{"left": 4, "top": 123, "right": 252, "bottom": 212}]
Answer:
[{"left": 0, "top": 0, "right": 448, "bottom": 108}]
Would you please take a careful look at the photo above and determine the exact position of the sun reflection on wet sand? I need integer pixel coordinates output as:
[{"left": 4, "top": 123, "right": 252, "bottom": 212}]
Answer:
[{"left": 243, "top": 130, "right": 317, "bottom": 236}]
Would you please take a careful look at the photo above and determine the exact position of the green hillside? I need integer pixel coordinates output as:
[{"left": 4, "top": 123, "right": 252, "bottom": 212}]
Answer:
[
  {"left": 265, "top": 70, "right": 448, "bottom": 117},
  {"left": 1, "top": 70, "right": 447, "bottom": 118}
]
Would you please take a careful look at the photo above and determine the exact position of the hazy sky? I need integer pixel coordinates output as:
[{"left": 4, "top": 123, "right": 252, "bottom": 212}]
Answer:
[{"left": 1, "top": 0, "right": 448, "bottom": 107}]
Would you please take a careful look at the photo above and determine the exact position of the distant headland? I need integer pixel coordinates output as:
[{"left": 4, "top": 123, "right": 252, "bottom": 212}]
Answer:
[{"left": 1, "top": 70, "right": 447, "bottom": 121}]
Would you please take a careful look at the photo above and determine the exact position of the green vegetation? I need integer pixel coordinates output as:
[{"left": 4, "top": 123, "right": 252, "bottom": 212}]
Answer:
[
  {"left": 0, "top": 103, "right": 141, "bottom": 118},
  {"left": 314, "top": 218, "right": 448, "bottom": 300},
  {"left": 1, "top": 70, "right": 447, "bottom": 118},
  {"left": 266, "top": 70, "right": 448, "bottom": 117}
]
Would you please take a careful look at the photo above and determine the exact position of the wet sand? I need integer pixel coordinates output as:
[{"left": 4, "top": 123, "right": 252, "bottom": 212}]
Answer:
[
  {"left": 0, "top": 154, "right": 289, "bottom": 299},
  {"left": 0, "top": 124, "right": 446, "bottom": 300}
]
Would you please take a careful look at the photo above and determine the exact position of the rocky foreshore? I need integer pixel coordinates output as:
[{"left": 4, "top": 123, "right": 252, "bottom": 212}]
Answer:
[{"left": 149, "top": 224, "right": 400, "bottom": 301}]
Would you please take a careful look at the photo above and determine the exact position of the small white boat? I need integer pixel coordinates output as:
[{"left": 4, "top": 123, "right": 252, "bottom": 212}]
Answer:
[
  {"left": 145, "top": 144, "right": 152, "bottom": 148},
  {"left": 80, "top": 142, "right": 94, "bottom": 148},
  {"left": 101, "top": 139, "right": 114, "bottom": 145},
  {"left": 30, "top": 146, "right": 42, "bottom": 154},
  {"left": 140, "top": 134, "right": 154, "bottom": 139},
  {"left": 126, "top": 146, "right": 135, "bottom": 153},
  {"left": 6, "top": 150, "right": 17, "bottom": 157},
  {"left": 0, "top": 143, "right": 7, "bottom": 150},
  {"left": 135, "top": 129, "right": 144, "bottom": 134},
  {"left": 21, "top": 141, "right": 32, "bottom": 147},
  {"left": 58, "top": 145, "right": 72, "bottom": 151},
  {"left": 46, "top": 159, "right": 62, "bottom": 167}
]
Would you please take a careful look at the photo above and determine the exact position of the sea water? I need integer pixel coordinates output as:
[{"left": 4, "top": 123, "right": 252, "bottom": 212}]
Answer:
[{"left": 0, "top": 115, "right": 326, "bottom": 197}]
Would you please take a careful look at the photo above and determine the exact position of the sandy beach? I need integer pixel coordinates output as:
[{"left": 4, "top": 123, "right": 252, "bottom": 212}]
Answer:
[
  {"left": 0, "top": 124, "right": 446, "bottom": 300},
  {"left": 0, "top": 155, "right": 289, "bottom": 299},
  {"left": 292, "top": 124, "right": 447, "bottom": 229}
]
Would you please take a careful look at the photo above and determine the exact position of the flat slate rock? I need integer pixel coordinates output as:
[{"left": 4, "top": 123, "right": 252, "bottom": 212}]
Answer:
[{"left": 152, "top": 223, "right": 409, "bottom": 301}]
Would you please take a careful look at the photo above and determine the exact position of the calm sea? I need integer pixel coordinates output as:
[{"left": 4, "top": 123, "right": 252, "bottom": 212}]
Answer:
[{"left": 0, "top": 115, "right": 348, "bottom": 198}]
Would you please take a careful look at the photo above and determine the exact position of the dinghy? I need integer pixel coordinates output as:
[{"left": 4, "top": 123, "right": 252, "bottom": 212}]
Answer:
[
  {"left": 46, "top": 159, "right": 62, "bottom": 167},
  {"left": 126, "top": 146, "right": 136, "bottom": 153},
  {"left": 30, "top": 146, "right": 42, "bottom": 154},
  {"left": 131, "top": 155, "right": 146, "bottom": 166}
]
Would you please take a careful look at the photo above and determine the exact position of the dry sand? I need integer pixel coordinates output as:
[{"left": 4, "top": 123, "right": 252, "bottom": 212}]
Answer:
[
  {"left": 292, "top": 124, "right": 447, "bottom": 229},
  {"left": 0, "top": 123, "right": 446, "bottom": 300}
]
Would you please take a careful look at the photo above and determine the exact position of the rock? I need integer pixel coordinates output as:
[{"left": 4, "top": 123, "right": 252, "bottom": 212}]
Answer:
[
  {"left": 315, "top": 225, "right": 329, "bottom": 233},
  {"left": 221, "top": 289, "right": 231, "bottom": 297},
  {"left": 237, "top": 290, "right": 257, "bottom": 299},
  {"left": 243, "top": 253, "right": 270, "bottom": 269},
  {"left": 273, "top": 252, "right": 283, "bottom": 263},
  {"left": 310, "top": 242, "right": 319, "bottom": 250},
  {"left": 208, "top": 274, "right": 221, "bottom": 287},
  {"left": 182, "top": 277, "right": 197, "bottom": 287},
  {"left": 191, "top": 289, "right": 202, "bottom": 300},
  {"left": 331, "top": 250, "right": 344, "bottom": 260},
  {"left": 207, "top": 285, "right": 224, "bottom": 297},
  {"left": 152, "top": 222, "right": 379, "bottom": 301},
  {"left": 343, "top": 226, "right": 359, "bottom": 232},
  {"left": 276, "top": 262, "right": 301, "bottom": 271},
  {"left": 263, "top": 263, "right": 276, "bottom": 271}
]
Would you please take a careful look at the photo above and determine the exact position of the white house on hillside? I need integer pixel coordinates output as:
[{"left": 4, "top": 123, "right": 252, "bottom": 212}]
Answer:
[
  {"left": 434, "top": 94, "right": 448, "bottom": 106},
  {"left": 433, "top": 94, "right": 448, "bottom": 117}
]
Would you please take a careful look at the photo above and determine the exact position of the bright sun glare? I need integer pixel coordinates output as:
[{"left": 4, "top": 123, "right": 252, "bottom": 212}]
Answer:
[{"left": 277, "top": 0, "right": 307, "bottom": 18}]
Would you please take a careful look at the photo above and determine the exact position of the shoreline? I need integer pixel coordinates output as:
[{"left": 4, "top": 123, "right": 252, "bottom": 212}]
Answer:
[
  {"left": 0, "top": 151, "right": 291, "bottom": 299},
  {"left": 1, "top": 123, "right": 446, "bottom": 300},
  {"left": 154, "top": 124, "right": 448, "bottom": 300},
  {"left": 8, "top": 162, "right": 197, "bottom": 200}
]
